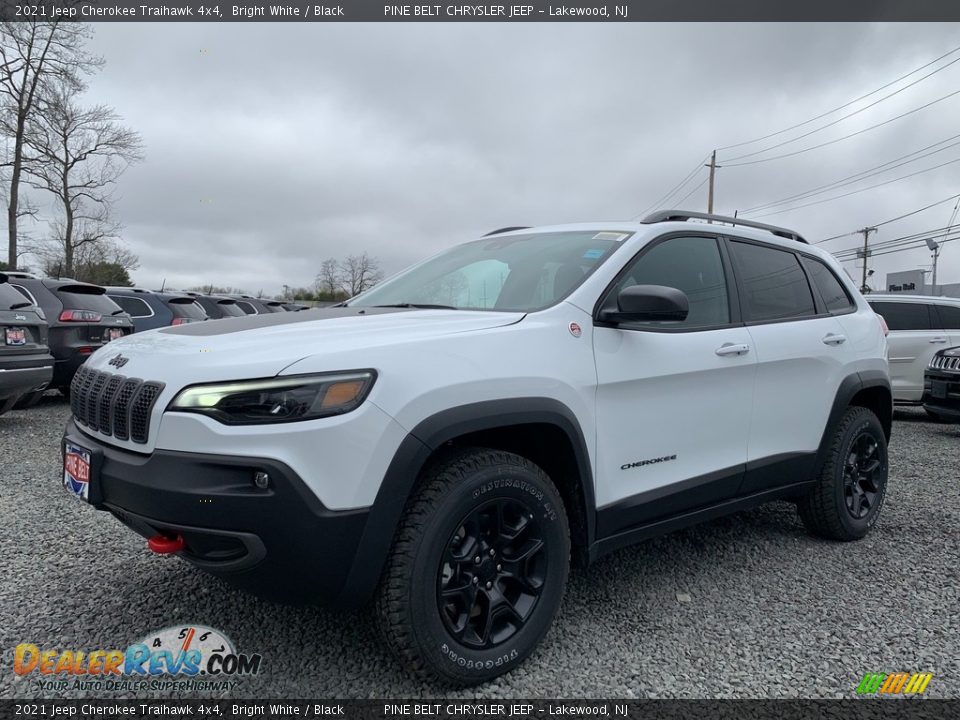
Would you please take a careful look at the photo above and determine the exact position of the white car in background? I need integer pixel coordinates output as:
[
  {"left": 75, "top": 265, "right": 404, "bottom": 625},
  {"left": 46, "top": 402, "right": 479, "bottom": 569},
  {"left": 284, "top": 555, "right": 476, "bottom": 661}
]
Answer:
[{"left": 865, "top": 294, "right": 960, "bottom": 417}]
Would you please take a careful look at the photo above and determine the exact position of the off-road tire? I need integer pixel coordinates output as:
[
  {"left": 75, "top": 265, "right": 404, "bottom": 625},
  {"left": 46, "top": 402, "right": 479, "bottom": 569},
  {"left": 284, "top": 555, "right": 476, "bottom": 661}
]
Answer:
[
  {"left": 375, "top": 447, "right": 570, "bottom": 686},
  {"left": 799, "top": 406, "right": 888, "bottom": 541}
]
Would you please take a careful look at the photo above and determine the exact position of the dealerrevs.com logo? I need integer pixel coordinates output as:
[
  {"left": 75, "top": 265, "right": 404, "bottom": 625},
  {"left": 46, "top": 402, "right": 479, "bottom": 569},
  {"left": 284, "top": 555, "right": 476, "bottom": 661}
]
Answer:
[
  {"left": 13, "top": 625, "right": 263, "bottom": 693},
  {"left": 856, "top": 672, "right": 933, "bottom": 696}
]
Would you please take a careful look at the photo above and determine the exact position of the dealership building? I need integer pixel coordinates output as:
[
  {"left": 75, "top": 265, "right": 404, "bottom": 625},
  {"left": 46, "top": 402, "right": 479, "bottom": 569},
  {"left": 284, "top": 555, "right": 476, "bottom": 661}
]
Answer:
[{"left": 884, "top": 268, "right": 960, "bottom": 298}]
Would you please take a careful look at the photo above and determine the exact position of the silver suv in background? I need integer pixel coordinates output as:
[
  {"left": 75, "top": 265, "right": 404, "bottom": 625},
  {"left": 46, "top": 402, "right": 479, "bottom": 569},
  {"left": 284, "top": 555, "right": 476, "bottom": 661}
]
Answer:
[{"left": 865, "top": 295, "right": 960, "bottom": 414}]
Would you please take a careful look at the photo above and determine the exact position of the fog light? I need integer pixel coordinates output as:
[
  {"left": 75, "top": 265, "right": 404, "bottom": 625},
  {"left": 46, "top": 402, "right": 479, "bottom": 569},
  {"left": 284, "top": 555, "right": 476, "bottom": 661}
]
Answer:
[{"left": 253, "top": 471, "right": 270, "bottom": 489}]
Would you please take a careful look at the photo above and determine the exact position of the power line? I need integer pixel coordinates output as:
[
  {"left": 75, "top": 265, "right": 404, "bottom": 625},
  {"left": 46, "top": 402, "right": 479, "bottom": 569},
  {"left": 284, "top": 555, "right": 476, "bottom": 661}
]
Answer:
[
  {"left": 814, "top": 192, "right": 960, "bottom": 244},
  {"left": 723, "top": 88, "right": 960, "bottom": 168},
  {"left": 722, "top": 55, "right": 960, "bottom": 163},
  {"left": 672, "top": 175, "right": 709, "bottom": 208},
  {"left": 717, "top": 44, "right": 960, "bottom": 152},
  {"left": 743, "top": 133, "right": 960, "bottom": 214},
  {"left": 832, "top": 225, "right": 958, "bottom": 257},
  {"left": 631, "top": 154, "right": 710, "bottom": 219},
  {"left": 748, "top": 157, "right": 960, "bottom": 219}
]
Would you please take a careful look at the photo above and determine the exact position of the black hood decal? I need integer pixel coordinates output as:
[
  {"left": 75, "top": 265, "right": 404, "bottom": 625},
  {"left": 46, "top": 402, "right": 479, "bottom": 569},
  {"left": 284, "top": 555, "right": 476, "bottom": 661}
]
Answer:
[{"left": 158, "top": 307, "right": 413, "bottom": 337}]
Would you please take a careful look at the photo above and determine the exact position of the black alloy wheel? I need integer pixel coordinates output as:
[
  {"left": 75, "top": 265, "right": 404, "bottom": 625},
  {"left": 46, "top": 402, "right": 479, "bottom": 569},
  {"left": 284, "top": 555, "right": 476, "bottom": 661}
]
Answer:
[
  {"left": 438, "top": 498, "right": 546, "bottom": 649},
  {"left": 844, "top": 432, "right": 883, "bottom": 520}
]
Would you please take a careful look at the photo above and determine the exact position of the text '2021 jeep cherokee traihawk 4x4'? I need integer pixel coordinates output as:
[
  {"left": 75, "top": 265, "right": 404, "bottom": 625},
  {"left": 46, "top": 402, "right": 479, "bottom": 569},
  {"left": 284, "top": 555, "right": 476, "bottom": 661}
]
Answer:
[{"left": 62, "top": 212, "right": 892, "bottom": 685}]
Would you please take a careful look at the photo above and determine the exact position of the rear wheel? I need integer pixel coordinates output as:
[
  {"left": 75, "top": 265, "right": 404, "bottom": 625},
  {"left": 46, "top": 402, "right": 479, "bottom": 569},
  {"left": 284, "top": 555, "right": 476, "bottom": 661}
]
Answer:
[
  {"left": 799, "top": 406, "right": 888, "bottom": 541},
  {"left": 375, "top": 448, "right": 569, "bottom": 686}
]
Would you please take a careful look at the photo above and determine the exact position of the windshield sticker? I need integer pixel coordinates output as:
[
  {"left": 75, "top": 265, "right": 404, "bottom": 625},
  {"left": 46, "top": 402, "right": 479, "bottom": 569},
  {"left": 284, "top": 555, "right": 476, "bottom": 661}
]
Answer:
[
  {"left": 592, "top": 232, "right": 629, "bottom": 242},
  {"left": 583, "top": 249, "right": 606, "bottom": 259}
]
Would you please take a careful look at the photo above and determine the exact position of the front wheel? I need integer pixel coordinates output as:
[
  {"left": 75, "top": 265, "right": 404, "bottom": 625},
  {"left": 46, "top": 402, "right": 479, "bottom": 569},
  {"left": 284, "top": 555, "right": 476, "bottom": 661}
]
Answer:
[
  {"left": 375, "top": 448, "right": 570, "bottom": 686},
  {"left": 799, "top": 406, "right": 888, "bottom": 541}
]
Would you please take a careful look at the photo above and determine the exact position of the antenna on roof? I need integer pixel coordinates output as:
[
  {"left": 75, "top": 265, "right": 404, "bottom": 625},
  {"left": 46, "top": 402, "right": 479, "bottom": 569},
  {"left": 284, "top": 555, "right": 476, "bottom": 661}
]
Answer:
[{"left": 160, "top": 278, "right": 166, "bottom": 292}]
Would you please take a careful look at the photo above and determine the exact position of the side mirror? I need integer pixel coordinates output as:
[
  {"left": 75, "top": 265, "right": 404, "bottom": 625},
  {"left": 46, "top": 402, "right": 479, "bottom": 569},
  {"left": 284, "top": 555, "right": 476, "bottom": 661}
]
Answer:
[{"left": 599, "top": 284, "right": 689, "bottom": 324}]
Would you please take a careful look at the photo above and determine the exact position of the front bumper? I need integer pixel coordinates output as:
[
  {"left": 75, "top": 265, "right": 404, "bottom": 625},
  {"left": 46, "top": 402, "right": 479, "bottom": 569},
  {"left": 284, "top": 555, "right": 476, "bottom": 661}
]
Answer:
[
  {"left": 922, "top": 369, "right": 960, "bottom": 422},
  {"left": 0, "top": 353, "right": 53, "bottom": 400},
  {"left": 64, "top": 418, "right": 371, "bottom": 605}
]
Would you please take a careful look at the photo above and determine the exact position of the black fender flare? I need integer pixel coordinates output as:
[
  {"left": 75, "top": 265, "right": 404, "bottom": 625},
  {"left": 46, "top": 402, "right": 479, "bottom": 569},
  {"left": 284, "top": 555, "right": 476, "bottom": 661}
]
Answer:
[
  {"left": 334, "top": 397, "right": 595, "bottom": 605},
  {"left": 816, "top": 370, "right": 892, "bottom": 468}
]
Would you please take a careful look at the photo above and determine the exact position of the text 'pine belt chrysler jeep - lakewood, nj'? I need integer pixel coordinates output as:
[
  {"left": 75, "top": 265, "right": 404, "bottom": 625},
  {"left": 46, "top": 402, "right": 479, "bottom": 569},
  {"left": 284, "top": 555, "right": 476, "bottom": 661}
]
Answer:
[{"left": 61, "top": 211, "right": 892, "bottom": 685}]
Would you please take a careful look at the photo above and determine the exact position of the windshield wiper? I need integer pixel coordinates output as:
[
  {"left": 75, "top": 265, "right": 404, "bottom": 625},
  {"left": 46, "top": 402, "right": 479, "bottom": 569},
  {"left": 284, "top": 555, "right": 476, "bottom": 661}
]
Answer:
[
  {"left": 111, "top": 309, "right": 127, "bottom": 315},
  {"left": 371, "top": 303, "right": 458, "bottom": 310},
  {"left": 10, "top": 301, "right": 33, "bottom": 310}
]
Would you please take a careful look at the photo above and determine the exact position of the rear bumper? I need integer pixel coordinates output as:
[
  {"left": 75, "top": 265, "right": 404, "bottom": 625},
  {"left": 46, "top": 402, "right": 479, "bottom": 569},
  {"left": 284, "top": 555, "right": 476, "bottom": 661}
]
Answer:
[
  {"left": 922, "top": 369, "right": 960, "bottom": 422},
  {"left": 0, "top": 353, "right": 53, "bottom": 399},
  {"left": 64, "top": 418, "right": 371, "bottom": 606}
]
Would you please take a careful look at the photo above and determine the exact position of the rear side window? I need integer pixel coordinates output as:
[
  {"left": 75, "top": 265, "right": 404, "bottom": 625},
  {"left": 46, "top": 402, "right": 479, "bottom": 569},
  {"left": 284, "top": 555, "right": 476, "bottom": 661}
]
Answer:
[
  {"left": 730, "top": 241, "right": 816, "bottom": 322},
  {"left": 108, "top": 295, "right": 153, "bottom": 318},
  {"left": 935, "top": 304, "right": 960, "bottom": 330},
  {"left": 168, "top": 299, "right": 207, "bottom": 320},
  {"left": 801, "top": 256, "right": 855, "bottom": 313},
  {"left": 58, "top": 287, "right": 125, "bottom": 315},
  {"left": 867, "top": 302, "right": 932, "bottom": 331},
  {"left": 235, "top": 301, "right": 258, "bottom": 315}
]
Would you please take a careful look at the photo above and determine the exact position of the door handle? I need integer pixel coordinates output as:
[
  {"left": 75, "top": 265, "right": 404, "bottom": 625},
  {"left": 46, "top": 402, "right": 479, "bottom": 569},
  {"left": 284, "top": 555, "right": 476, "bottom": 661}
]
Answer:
[
  {"left": 715, "top": 343, "right": 750, "bottom": 356},
  {"left": 930, "top": 337, "right": 949, "bottom": 344},
  {"left": 822, "top": 333, "right": 847, "bottom": 346}
]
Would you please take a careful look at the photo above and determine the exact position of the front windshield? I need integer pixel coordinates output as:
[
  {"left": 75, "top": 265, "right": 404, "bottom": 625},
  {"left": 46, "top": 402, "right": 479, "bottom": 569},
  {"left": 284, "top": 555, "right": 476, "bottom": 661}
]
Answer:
[{"left": 349, "top": 230, "right": 629, "bottom": 312}]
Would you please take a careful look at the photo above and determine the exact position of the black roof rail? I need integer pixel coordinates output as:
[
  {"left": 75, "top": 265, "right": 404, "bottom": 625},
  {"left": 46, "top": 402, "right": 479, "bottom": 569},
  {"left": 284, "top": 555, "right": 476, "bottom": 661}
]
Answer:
[
  {"left": 483, "top": 226, "right": 531, "bottom": 236},
  {"left": 642, "top": 210, "right": 807, "bottom": 244}
]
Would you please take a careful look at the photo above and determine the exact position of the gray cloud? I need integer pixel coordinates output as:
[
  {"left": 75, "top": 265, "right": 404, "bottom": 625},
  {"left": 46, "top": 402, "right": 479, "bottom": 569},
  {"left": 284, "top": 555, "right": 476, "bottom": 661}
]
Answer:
[{"left": 20, "top": 21, "right": 960, "bottom": 294}]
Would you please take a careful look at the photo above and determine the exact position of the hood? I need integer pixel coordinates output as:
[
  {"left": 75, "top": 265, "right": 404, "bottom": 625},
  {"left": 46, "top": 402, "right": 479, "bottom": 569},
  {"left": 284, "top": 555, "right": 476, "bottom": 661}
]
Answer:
[{"left": 82, "top": 307, "right": 524, "bottom": 382}]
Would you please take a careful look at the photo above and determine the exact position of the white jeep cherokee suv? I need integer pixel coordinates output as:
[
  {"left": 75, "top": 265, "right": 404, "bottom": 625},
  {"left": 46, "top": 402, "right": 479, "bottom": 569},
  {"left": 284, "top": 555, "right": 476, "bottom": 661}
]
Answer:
[{"left": 62, "top": 211, "right": 891, "bottom": 685}]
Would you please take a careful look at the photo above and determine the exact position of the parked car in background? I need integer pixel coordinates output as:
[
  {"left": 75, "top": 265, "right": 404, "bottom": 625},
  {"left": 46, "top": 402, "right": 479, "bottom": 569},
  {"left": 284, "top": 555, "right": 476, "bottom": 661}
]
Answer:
[
  {"left": 182, "top": 292, "right": 248, "bottom": 319},
  {"left": 922, "top": 346, "right": 960, "bottom": 422},
  {"left": 865, "top": 295, "right": 960, "bottom": 414},
  {"left": 2, "top": 270, "right": 39, "bottom": 280},
  {"left": 105, "top": 287, "right": 209, "bottom": 332},
  {"left": 0, "top": 274, "right": 54, "bottom": 413},
  {"left": 227, "top": 294, "right": 288, "bottom": 315},
  {"left": 282, "top": 302, "right": 311, "bottom": 312},
  {"left": 9, "top": 278, "right": 133, "bottom": 394}
]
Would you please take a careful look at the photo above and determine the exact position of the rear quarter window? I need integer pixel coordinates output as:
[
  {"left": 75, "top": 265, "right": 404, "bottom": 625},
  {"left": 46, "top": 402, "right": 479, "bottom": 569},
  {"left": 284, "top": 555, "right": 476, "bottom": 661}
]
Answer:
[
  {"left": 235, "top": 301, "right": 259, "bottom": 315},
  {"left": 800, "top": 256, "right": 855, "bottom": 313},
  {"left": 934, "top": 304, "right": 960, "bottom": 330}
]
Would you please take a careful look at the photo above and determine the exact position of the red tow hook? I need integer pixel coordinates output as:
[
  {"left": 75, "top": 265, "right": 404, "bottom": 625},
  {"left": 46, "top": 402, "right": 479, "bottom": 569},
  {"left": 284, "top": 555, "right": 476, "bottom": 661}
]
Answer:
[{"left": 148, "top": 534, "right": 185, "bottom": 554}]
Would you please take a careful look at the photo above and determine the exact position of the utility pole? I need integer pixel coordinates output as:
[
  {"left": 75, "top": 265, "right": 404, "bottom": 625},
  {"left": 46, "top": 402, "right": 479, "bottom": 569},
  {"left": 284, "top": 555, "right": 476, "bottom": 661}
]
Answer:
[
  {"left": 857, "top": 227, "right": 876, "bottom": 293},
  {"left": 925, "top": 238, "right": 941, "bottom": 294},
  {"left": 706, "top": 150, "right": 719, "bottom": 214}
]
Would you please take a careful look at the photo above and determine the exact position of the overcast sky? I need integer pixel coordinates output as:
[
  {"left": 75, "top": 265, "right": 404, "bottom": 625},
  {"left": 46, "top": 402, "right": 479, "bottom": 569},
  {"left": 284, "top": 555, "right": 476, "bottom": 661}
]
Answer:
[{"left": 20, "top": 22, "right": 960, "bottom": 295}]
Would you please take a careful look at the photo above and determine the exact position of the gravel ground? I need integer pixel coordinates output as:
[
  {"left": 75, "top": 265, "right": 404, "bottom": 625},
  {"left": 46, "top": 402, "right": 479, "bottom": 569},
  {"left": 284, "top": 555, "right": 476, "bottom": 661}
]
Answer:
[{"left": 1, "top": 397, "right": 958, "bottom": 699}]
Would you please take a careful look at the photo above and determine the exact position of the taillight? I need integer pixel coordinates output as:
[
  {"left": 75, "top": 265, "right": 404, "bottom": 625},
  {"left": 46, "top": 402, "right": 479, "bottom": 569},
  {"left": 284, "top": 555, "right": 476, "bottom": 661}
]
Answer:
[
  {"left": 171, "top": 317, "right": 194, "bottom": 326},
  {"left": 59, "top": 310, "right": 102, "bottom": 322},
  {"left": 877, "top": 314, "right": 889, "bottom": 337}
]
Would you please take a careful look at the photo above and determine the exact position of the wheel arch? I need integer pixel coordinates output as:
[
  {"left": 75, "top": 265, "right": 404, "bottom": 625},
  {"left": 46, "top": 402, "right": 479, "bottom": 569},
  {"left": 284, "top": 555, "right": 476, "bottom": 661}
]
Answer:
[
  {"left": 818, "top": 371, "right": 893, "bottom": 468},
  {"left": 336, "top": 398, "right": 595, "bottom": 605}
]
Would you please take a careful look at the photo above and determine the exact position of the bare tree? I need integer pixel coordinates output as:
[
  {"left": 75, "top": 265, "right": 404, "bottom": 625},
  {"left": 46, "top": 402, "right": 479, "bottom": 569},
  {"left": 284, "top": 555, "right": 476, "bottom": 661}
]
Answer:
[
  {"left": 342, "top": 252, "right": 383, "bottom": 296},
  {"left": 315, "top": 257, "right": 342, "bottom": 296},
  {"left": 0, "top": 20, "right": 101, "bottom": 269},
  {"left": 22, "top": 83, "right": 142, "bottom": 277}
]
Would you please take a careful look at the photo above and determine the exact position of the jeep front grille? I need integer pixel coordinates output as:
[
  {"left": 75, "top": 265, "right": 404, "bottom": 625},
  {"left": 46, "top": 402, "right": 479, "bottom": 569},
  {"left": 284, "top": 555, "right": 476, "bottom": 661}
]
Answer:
[
  {"left": 930, "top": 355, "right": 960, "bottom": 371},
  {"left": 70, "top": 365, "right": 164, "bottom": 444}
]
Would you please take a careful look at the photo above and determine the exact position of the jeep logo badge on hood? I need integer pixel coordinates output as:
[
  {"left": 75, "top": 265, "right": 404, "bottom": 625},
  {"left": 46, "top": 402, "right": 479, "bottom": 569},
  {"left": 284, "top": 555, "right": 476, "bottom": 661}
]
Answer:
[{"left": 108, "top": 354, "right": 129, "bottom": 368}]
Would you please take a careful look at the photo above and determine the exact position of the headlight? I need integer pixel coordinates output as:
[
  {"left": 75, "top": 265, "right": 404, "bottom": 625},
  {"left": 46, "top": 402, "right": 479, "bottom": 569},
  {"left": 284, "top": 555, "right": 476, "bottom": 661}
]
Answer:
[{"left": 168, "top": 370, "right": 376, "bottom": 425}]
